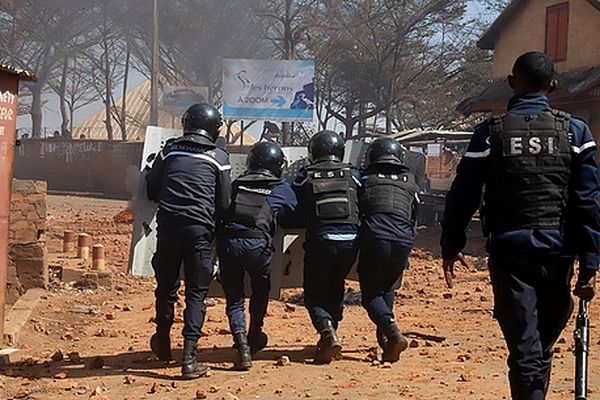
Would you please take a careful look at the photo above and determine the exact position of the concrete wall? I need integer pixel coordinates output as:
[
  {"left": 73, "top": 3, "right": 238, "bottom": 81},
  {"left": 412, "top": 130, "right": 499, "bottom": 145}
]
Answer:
[
  {"left": 13, "top": 139, "right": 143, "bottom": 200},
  {"left": 7, "top": 179, "right": 48, "bottom": 304},
  {"left": 492, "top": 0, "right": 600, "bottom": 79}
]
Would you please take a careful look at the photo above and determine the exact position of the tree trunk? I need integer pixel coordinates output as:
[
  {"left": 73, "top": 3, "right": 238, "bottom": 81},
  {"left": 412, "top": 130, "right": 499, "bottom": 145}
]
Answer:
[
  {"left": 385, "top": 107, "right": 392, "bottom": 135},
  {"left": 30, "top": 85, "right": 43, "bottom": 138},
  {"left": 282, "top": 122, "right": 290, "bottom": 146},
  {"left": 358, "top": 102, "right": 366, "bottom": 136},
  {"left": 120, "top": 41, "right": 130, "bottom": 141},
  {"left": 69, "top": 105, "right": 74, "bottom": 139},
  {"left": 103, "top": 39, "right": 113, "bottom": 140},
  {"left": 344, "top": 104, "right": 354, "bottom": 139},
  {"left": 59, "top": 58, "right": 70, "bottom": 138}
]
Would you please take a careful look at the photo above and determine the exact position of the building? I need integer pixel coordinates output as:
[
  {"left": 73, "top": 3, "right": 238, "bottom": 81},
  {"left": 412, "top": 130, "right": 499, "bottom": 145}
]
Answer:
[{"left": 458, "top": 0, "right": 600, "bottom": 139}]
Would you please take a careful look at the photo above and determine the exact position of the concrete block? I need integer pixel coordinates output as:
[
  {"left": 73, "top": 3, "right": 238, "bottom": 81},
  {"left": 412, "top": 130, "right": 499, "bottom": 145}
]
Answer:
[
  {"left": 15, "top": 258, "right": 48, "bottom": 290},
  {"left": 13, "top": 229, "right": 37, "bottom": 242},
  {"left": 11, "top": 180, "right": 37, "bottom": 194},
  {"left": 59, "top": 263, "right": 112, "bottom": 288},
  {"left": 61, "top": 267, "right": 85, "bottom": 283},
  {"left": 34, "top": 180, "right": 47, "bottom": 193},
  {"left": 0, "top": 348, "right": 21, "bottom": 366},
  {"left": 10, "top": 242, "right": 46, "bottom": 259},
  {"left": 4, "top": 288, "right": 45, "bottom": 345}
]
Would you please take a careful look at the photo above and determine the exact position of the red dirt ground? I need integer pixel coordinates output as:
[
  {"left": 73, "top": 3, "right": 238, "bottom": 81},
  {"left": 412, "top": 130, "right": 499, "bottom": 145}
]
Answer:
[{"left": 0, "top": 195, "right": 597, "bottom": 400}]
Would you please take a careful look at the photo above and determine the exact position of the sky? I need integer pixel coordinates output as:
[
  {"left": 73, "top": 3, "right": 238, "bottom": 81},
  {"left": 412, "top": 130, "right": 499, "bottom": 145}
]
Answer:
[{"left": 15, "top": 1, "right": 503, "bottom": 138}]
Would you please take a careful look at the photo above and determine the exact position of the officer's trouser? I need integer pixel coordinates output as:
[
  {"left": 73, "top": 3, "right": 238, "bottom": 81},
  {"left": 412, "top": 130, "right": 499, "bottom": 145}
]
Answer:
[
  {"left": 357, "top": 235, "right": 411, "bottom": 330},
  {"left": 303, "top": 239, "right": 358, "bottom": 331},
  {"left": 489, "top": 256, "right": 574, "bottom": 400},
  {"left": 152, "top": 224, "right": 214, "bottom": 341},
  {"left": 217, "top": 237, "right": 272, "bottom": 335}
]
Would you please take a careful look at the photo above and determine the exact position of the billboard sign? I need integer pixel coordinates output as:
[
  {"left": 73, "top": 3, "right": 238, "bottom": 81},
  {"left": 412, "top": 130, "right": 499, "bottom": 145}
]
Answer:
[
  {"left": 162, "top": 86, "right": 209, "bottom": 115},
  {"left": 223, "top": 59, "right": 315, "bottom": 122}
]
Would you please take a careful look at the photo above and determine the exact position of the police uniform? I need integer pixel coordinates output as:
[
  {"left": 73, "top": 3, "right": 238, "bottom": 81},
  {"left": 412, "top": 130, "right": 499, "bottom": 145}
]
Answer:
[
  {"left": 290, "top": 160, "right": 361, "bottom": 332},
  {"left": 146, "top": 133, "right": 231, "bottom": 351},
  {"left": 441, "top": 92, "right": 600, "bottom": 399},
  {"left": 218, "top": 171, "right": 297, "bottom": 348},
  {"left": 358, "top": 162, "right": 419, "bottom": 353}
]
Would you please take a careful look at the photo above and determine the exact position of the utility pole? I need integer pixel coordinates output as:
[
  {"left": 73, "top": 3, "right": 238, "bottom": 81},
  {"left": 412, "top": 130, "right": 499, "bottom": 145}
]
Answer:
[
  {"left": 150, "top": 0, "right": 159, "bottom": 126},
  {"left": 281, "top": 0, "right": 293, "bottom": 146}
]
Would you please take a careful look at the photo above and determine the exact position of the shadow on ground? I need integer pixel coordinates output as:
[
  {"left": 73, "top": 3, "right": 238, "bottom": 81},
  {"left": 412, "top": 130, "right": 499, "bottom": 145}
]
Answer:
[{"left": 0, "top": 344, "right": 356, "bottom": 381}]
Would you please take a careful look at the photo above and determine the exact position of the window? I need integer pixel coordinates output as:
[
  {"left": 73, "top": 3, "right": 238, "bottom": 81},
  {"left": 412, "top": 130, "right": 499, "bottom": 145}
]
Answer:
[{"left": 546, "top": 3, "right": 569, "bottom": 61}]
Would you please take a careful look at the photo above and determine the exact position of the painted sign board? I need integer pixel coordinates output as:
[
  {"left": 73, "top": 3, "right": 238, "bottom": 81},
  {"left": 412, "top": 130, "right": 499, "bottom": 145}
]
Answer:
[
  {"left": 162, "top": 86, "right": 209, "bottom": 115},
  {"left": 223, "top": 59, "right": 315, "bottom": 122}
]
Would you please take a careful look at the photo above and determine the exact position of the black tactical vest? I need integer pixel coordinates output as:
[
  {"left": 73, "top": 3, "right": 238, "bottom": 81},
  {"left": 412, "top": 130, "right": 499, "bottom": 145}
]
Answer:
[
  {"left": 360, "top": 170, "right": 418, "bottom": 222},
  {"left": 483, "top": 109, "right": 572, "bottom": 233},
  {"left": 306, "top": 161, "right": 359, "bottom": 226},
  {"left": 224, "top": 173, "right": 280, "bottom": 237}
]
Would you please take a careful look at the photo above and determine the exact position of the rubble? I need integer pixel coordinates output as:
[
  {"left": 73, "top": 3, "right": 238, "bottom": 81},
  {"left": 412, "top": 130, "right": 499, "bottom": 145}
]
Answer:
[{"left": 0, "top": 195, "right": 590, "bottom": 400}]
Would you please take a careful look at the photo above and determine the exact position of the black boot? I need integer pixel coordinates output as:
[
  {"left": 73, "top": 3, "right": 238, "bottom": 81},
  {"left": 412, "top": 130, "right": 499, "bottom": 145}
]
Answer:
[
  {"left": 181, "top": 339, "right": 208, "bottom": 380},
  {"left": 150, "top": 331, "right": 173, "bottom": 361},
  {"left": 248, "top": 330, "right": 268, "bottom": 354},
  {"left": 233, "top": 332, "right": 252, "bottom": 370},
  {"left": 382, "top": 322, "right": 408, "bottom": 363},
  {"left": 376, "top": 326, "right": 388, "bottom": 351},
  {"left": 314, "top": 320, "right": 342, "bottom": 364}
]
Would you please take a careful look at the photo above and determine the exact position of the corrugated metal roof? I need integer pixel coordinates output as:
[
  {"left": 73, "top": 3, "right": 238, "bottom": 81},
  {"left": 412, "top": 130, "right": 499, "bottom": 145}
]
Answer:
[
  {"left": 0, "top": 63, "right": 37, "bottom": 81},
  {"left": 393, "top": 130, "right": 473, "bottom": 144},
  {"left": 457, "top": 66, "right": 600, "bottom": 115}
]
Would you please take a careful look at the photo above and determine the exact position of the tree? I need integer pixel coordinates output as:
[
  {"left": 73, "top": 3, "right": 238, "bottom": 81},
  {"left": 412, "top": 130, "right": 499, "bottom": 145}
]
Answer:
[
  {"left": 0, "top": 0, "right": 96, "bottom": 137},
  {"left": 304, "top": 1, "right": 461, "bottom": 136}
]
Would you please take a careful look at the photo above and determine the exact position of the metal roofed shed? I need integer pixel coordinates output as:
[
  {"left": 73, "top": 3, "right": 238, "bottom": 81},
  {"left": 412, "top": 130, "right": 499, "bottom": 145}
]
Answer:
[
  {"left": 458, "top": 66, "right": 600, "bottom": 115},
  {"left": 0, "top": 64, "right": 37, "bottom": 82}
]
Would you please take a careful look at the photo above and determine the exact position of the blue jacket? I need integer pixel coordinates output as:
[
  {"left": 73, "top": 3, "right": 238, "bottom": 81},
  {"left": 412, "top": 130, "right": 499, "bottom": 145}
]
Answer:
[
  {"left": 441, "top": 92, "right": 600, "bottom": 276},
  {"left": 221, "top": 175, "right": 297, "bottom": 239},
  {"left": 281, "top": 161, "right": 361, "bottom": 241},
  {"left": 146, "top": 133, "right": 231, "bottom": 232}
]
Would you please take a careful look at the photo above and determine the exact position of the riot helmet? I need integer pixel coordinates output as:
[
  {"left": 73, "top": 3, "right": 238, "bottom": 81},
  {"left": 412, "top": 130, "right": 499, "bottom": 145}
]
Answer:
[
  {"left": 246, "top": 141, "right": 286, "bottom": 178},
  {"left": 308, "top": 130, "right": 345, "bottom": 162},
  {"left": 366, "top": 137, "right": 405, "bottom": 166},
  {"left": 181, "top": 103, "right": 223, "bottom": 142}
]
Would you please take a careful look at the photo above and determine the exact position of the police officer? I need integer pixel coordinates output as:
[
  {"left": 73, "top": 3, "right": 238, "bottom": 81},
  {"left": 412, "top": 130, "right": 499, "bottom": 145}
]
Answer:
[
  {"left": 218, "top": 142, "right": 297, "bottom": 370},
  {"left": 282, "top": 130, "right": 361, "bottom": 364},
  {"left": 146, "top": 103, "right": 231, "bottom": 380},
  {"left": 358, "top": 137, "right": 419, "bottom": 363},
  {"left": 441, "top": 52, "right": 599, "bottom": 399}
]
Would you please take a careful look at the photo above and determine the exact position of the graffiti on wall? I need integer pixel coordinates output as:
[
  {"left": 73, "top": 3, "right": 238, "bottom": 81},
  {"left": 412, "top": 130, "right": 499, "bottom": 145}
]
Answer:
[{"left": 37, "top": 141, "right": 104, "bottom": 163}]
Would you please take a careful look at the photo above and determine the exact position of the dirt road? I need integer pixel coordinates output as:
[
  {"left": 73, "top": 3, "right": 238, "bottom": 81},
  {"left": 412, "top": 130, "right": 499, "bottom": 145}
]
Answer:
[{"left": 0, "top": 195, "right": 596, "bottom": 400}]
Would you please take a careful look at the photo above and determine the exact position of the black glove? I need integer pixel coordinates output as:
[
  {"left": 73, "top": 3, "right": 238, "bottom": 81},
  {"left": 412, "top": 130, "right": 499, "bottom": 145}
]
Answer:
[{"left": 574, "top": 269, "right": 596, "bottom": 301}]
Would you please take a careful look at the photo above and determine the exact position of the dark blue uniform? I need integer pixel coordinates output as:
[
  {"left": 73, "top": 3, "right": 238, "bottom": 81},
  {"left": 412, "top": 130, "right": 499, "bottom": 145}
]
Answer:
[
  {"left": 146, "top": 133, "right": 231, "bottom": 342},
  {"left": 358, "top": 164, "right": 419, "bottom": 332},
  {"left": 441, "top": 93, "right": 600, "bottom": 400},
  {"left": 218, "top": 176, "right": 297, "bottom": 337},
  {"left": 284, "top": 161, "right": 361, "bottom": 331}
]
